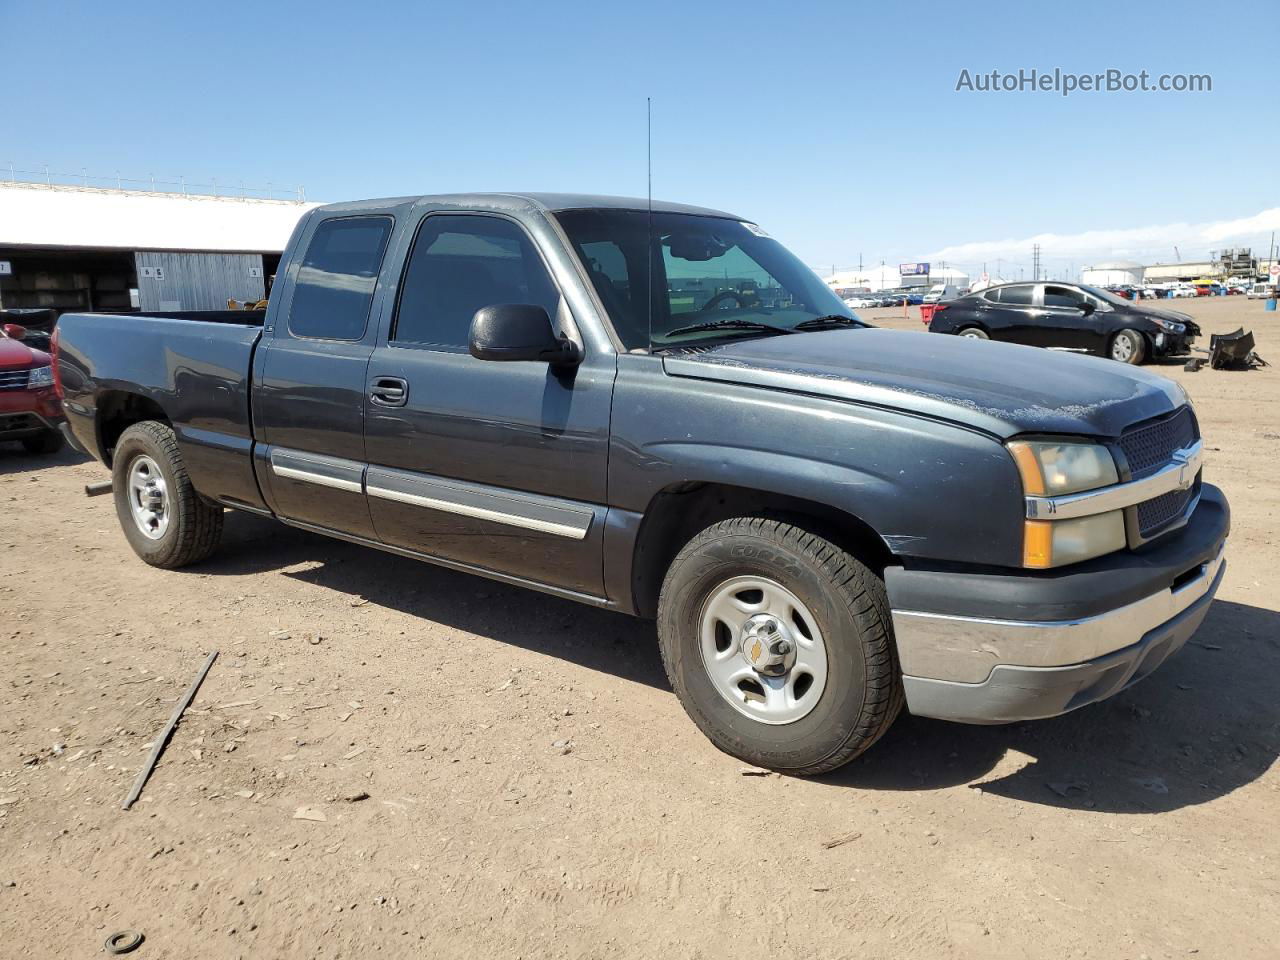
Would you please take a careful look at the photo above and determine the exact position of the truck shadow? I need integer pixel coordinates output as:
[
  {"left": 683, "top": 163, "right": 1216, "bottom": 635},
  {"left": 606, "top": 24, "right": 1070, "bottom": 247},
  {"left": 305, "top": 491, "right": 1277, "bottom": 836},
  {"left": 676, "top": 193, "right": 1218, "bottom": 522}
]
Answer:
[
  {"left": 206, "top": 513, "right": 1278, "bottom": 812},
  {"left": 827, "top": 598, "right": 1280, "bottom": 813},
  {"left": 0, "top": 443, "right": 91, "bottom": 475},
  {"left": 207, "top": 511, "right": 667, "bottom": 690}
]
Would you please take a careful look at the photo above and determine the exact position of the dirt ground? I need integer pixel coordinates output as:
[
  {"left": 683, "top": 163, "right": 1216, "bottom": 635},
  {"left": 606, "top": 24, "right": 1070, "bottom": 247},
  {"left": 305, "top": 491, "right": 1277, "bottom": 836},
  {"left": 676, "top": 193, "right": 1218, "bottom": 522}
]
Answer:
[{"left": 2, "top": 296, "right": 1277, "bottom": 960}]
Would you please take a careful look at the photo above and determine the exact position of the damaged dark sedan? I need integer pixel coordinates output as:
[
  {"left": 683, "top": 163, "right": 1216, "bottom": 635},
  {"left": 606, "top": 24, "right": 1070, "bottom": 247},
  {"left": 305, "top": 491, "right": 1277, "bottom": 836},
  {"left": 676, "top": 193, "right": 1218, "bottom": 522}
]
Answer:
[{"left": 926, "top": 281, "right": 1200, "bottom": 364}]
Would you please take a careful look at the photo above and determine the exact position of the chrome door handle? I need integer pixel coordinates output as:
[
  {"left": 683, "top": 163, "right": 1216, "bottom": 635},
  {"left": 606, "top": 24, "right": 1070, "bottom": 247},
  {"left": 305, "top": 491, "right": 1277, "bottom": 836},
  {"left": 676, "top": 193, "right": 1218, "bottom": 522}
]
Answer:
[{"left": 370, "top": 377, "right": 408, "bottom": 407}]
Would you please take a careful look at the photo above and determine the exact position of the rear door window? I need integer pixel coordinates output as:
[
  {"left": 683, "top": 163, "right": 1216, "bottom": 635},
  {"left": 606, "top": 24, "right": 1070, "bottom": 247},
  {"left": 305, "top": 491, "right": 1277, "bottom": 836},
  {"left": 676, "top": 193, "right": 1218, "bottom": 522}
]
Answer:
[
  {"left": 1000, "top": 284, "right": 1034, "bottom": 306},
  {"left": 288, "top": 216, "right": 393, "bottom": 340}
]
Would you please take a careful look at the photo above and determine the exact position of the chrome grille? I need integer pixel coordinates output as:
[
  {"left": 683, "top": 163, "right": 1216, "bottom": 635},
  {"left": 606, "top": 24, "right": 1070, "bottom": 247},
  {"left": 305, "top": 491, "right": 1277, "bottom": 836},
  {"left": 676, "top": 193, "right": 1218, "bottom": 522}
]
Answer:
[
  {"left": 1119, "top": 407, "right": 1202, "bottom": 539},
  {"left": 1118, "top": 407, "right": 1198, "bottom": 479},
  {"left": 1137, "top": 477, "right": 1201, "bottom": 536},
  {"left": 0, "top": 369, "right": 29, "bottom": 391}
]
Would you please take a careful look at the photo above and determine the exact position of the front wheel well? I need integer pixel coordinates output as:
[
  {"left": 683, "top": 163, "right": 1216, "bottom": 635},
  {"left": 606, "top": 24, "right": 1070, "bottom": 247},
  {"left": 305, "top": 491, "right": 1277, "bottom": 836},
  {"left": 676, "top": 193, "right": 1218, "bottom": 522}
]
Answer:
[
  {"left": 96, "top": 391, "right": 169, "bottom": 466},
  {"left": 630, "top": 482, "right": 895, "bottom": 619}
]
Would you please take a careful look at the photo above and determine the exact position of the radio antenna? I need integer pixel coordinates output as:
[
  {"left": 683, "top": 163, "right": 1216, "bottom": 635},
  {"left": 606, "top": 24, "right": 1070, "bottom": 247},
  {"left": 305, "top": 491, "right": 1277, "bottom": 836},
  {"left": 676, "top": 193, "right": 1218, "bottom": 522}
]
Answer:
[{"left": 646, "top": 96, "right": 653, "bottom": 351}]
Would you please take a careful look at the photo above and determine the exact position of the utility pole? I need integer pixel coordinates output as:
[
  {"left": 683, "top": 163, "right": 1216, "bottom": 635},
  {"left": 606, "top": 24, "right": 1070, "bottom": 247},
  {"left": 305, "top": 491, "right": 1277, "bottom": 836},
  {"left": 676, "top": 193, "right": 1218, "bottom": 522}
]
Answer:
[{"left": 1032, "top": 243, "right": 1041, "bottom": 282}]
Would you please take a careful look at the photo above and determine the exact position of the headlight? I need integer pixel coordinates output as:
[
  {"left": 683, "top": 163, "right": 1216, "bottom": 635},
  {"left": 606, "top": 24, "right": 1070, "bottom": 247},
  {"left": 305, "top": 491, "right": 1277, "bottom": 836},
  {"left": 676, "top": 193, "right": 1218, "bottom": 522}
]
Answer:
[
  {"left": 1008, "top": 440, "right": 1123, "bottom": 568},
  {"left": 27, "top": 365, "right": 54, "bottom": 389},
  {"left": 1008, "top": 440, "right": 1118, "bottom": 496},
  {"left": 1153, "top": 318, "right": 1185, "bottom": 333}
]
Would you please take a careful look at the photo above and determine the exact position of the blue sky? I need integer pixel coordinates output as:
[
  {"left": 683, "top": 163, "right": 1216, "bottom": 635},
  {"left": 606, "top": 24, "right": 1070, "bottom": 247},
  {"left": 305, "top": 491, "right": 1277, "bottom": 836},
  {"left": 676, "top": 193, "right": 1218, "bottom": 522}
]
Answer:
[{"left": 4, "top": 0, "right": 1277, "bottom": 278}]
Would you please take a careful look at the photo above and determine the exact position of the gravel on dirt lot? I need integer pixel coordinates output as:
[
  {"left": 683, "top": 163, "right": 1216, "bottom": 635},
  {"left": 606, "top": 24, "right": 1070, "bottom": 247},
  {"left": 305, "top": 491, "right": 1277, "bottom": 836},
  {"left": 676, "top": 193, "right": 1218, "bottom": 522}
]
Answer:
[{"left": 1, "top": 296, "right": 1277, "bottom": 959}]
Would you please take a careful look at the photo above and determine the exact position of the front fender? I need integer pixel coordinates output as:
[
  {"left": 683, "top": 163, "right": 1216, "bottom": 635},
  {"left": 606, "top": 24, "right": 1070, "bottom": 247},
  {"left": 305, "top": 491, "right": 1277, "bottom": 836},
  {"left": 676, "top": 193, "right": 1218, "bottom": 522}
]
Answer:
[{"left": 609, "top": 355, "right": 1026, "bottom": 568}]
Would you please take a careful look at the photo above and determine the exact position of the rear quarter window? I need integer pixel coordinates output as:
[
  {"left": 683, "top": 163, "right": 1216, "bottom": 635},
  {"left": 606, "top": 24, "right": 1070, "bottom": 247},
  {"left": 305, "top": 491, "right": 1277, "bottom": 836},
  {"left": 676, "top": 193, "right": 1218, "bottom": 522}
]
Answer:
[{"left": 288, "top": 216, "right": 393, "bottom": 341}]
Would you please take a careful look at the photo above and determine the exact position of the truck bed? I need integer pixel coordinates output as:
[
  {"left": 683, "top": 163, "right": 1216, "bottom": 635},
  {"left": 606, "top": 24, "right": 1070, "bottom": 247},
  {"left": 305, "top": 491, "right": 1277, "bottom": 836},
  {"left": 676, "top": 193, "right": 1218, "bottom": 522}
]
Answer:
[
  {"left": 130, "top": 310, "right": 266, "bottom": 326},
  {"left": 55, "top": 310, "right": 267, "bottom": 512}
]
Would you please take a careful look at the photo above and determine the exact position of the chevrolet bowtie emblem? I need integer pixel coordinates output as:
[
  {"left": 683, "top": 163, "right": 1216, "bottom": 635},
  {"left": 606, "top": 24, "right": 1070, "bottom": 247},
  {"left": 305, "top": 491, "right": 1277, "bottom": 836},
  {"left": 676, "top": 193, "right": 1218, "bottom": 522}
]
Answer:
[{"left": 1172, "top": 448, "right": 1194, "bottom": 489}]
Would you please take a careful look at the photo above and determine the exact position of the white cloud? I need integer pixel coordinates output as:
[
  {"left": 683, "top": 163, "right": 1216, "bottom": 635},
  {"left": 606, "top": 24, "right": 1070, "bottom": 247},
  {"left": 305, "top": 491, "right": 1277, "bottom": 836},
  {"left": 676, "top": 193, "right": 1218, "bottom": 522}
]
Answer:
[{"left": 924, "top": 207, "right": 1280, "bottom": 266}]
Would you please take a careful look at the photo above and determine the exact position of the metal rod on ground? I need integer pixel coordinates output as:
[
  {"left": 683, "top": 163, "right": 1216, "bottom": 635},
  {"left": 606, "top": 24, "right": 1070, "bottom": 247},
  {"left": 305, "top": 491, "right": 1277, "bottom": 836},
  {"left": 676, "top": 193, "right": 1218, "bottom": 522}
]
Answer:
[
  {"left": 122, "top": 651, "right": 218, "bottom": 811},
  {"left": 84, "top": 480, "right": 113, "bottom": 497}
]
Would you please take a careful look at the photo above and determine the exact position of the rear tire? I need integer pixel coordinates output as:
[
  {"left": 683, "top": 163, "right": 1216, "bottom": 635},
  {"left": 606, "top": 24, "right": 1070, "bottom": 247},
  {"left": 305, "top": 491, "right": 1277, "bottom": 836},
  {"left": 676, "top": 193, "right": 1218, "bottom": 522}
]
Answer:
[
  {"left": 957, "top": 327, "right": 989, "bottom": 339},
  {"left": 1110, "top": 329, "right": 1146, "bottom": 364},
  {"left": 112, "top": 420, "right": 223, "bottom": 568},
  {"left": 657, "top": 517, "right": 903, "bottom": 776},
  {"left": 21, "top": 430, "right": 64, "bottom": 455}
]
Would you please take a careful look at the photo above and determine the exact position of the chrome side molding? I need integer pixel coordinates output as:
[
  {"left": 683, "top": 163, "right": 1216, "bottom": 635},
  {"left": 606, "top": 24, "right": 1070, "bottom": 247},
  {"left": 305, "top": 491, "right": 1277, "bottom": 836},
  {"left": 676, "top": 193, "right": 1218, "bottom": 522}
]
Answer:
[
  {"left": 269, "top": 447, "right": 365, "bottom": 493},
  {"left": 268, "top": 446, "right": 596, "bottom": 540},
  {"left": 366, "top": 467, "right": 594, "bottom": 541}
]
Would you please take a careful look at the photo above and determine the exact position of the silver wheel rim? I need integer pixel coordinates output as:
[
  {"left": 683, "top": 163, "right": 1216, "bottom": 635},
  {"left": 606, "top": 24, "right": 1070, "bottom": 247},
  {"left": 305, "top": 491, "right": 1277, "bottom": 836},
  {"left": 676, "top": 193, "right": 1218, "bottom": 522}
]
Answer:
[
  {"left": 1112, "top": 335, "right": 1134, "bottom": 361},
  {"left": 960, "top": 329, "right": 985, "bottom": 339},
  {"left": 698, "top": 575, "right": 828, "bottom": 725},
  {"left": 127, "top": 455, "right": 170, "bottom": 540}
]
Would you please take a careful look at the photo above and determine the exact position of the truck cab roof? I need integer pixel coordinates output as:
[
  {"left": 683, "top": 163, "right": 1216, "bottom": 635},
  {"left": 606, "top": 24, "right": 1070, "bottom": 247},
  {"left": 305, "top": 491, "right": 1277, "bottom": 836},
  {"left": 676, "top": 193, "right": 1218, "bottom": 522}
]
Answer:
[{"left": 313, "top": 192, "right": 744, "bottom": 220}]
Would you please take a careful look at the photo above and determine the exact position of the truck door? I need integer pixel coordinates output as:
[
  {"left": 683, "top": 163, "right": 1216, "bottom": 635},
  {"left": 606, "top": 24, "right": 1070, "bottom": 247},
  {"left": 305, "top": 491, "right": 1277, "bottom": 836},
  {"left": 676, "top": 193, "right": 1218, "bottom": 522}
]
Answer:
[
  {"left": 362, "top": 211, "right": 613, "bottom": 597},
  {"left": 253, "top": 213, "right": 396, "bottom": 539}
]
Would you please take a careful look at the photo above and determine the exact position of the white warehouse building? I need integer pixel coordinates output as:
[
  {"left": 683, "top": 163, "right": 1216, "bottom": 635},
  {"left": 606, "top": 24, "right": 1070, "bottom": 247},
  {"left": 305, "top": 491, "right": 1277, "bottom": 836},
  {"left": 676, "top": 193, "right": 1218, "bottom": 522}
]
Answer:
[
  {"left": 824, "top": 265, "right": 970, "bottom": 294},
  {"left": 1080, "top": 260, "right": 1145, "bottom": 287},
  {"left": 0, "top": 182, "right": 317, "bottom": 320}
]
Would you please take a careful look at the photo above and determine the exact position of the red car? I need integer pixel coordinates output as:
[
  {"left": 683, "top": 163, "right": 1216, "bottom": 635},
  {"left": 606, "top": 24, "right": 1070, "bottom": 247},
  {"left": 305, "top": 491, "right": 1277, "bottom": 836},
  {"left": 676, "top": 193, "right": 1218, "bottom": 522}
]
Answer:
[{"left": 1, "top": 322, "right": 65, "bottom": 454}]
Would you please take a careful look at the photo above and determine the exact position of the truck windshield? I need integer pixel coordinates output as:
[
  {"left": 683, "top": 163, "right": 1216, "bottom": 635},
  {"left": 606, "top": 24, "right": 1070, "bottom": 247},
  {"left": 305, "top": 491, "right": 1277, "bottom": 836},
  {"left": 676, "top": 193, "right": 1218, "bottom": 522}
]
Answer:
[{"left": 555, "top": 209, "right": 859, "bottom": 351}]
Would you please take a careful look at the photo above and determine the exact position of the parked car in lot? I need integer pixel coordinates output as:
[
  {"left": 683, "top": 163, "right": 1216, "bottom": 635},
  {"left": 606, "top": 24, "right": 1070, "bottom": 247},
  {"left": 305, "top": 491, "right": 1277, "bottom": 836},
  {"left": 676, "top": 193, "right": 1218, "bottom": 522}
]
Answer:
[
  {"left": 1246, "top": 282, "right": 1273, "bottom": 300},
  {"left": 54, "top": 193, "right": 1229, "bottom": 774},
  {"left": 843, "top": 294, "right": 878, "bottom": 309},
  {"left": 926, "top": 281, "right": 1201, "bottom": 364},
  {"left": 0, "top": 322, "right": 65, "bottom": 454},
  {"left": 922, "top": 282, "right": 959, "bottom": 303}
]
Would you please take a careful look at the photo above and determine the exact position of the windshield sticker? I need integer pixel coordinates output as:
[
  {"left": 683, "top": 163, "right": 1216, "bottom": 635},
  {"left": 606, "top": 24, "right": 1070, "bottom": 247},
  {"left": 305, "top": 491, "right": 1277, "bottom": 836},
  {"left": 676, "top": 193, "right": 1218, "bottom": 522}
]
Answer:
[{"left": 740, "top": 222, "right": 770, "bottom": 238}]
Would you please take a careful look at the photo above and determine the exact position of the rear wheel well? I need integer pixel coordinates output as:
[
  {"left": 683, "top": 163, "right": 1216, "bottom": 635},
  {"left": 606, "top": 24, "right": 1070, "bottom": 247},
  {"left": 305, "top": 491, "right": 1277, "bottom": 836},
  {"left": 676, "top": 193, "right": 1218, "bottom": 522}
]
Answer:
[
  {"left": 630, "top": 482, "right": 895, "bottom": 619},
  {"left": 96, "top": 392, "right": 169, "bottom": 465}
]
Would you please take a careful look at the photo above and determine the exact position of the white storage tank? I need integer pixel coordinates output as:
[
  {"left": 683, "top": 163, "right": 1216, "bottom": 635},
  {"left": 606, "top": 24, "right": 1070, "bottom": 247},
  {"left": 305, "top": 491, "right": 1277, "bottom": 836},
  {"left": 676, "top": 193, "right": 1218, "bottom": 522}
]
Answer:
[{"left": 1081, "top": 260, "right": 1145, "bottom": 287}]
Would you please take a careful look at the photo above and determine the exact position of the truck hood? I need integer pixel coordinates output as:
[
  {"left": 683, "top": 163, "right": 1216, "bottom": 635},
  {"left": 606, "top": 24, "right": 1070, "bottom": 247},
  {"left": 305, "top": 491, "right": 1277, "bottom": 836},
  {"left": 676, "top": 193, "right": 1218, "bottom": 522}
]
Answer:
[
  {"left": 0, "top": 337, "right": 45, "bottom": 370},
  {"left": 662, "top": 328, "right": 1186, "bottom": 439}
]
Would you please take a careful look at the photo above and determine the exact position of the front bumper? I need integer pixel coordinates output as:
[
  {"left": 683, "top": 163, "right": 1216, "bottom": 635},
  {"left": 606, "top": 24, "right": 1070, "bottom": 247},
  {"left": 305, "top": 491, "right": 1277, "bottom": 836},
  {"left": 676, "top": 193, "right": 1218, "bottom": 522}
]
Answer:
[
  {"left": 0, "top": 411, "right": 61, "bottom": 440},
  {"left": 887, "top": 484, "right": 1229, "bottom": 724},
  {"left": 0, "top": 386, "right": 63, "bottom": 439},
  {"left": 1153, "top": 331, "right": 1195, "bottom": 356}
]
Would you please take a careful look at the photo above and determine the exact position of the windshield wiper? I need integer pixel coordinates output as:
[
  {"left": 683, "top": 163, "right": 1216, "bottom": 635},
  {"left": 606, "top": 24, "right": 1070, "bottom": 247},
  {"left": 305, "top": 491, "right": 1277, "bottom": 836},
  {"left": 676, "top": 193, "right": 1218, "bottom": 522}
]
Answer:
[
  {"left": 664, "top": 318, "right": 798, "bottom": 338},
  {"left": 794, "top": 315, "right": 861, "bottom": 330}
]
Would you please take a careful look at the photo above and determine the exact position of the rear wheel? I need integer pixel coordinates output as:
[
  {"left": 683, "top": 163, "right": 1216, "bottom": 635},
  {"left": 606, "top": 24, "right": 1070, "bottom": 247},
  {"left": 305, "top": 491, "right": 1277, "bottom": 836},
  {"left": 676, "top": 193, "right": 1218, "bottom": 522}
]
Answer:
[
  {"left": 1110, "top": 329, "right": 1146, "bottom": 364},
  {"left": 958, "top": 327, "right": 989, "bottom": 339},
  {"left": 657, "top": 517, "right": 903, "bottom": 775},
  {"left": 112, "top": 420, "right": 223, "bottom": 568},
  {"left": 21, "top": 430, "right": 64, "bottom": 455}
]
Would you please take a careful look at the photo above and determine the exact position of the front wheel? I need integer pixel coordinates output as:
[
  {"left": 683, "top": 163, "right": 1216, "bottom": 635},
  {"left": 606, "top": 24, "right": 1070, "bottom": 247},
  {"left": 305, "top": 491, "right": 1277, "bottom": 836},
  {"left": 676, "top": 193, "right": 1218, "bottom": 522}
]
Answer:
[
  {"left": 1110, "top": 329, "right": 1147, "bottom": 364},
  {"left": 957, "top": 327, "right": 989, "bottom": 339},
  {"left": 657, "top": 518, "right": 903, "bottom": 775},
  {"left": 112, "top": 420, "right": 223, "bottom": 568}
]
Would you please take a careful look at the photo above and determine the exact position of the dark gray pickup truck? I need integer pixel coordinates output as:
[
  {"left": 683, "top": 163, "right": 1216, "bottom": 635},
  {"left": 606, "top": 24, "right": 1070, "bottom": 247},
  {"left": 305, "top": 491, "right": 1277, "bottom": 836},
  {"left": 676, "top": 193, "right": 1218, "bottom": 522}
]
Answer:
[{"left": 54, "top": 193, "right": 1229, "bottom": 774}]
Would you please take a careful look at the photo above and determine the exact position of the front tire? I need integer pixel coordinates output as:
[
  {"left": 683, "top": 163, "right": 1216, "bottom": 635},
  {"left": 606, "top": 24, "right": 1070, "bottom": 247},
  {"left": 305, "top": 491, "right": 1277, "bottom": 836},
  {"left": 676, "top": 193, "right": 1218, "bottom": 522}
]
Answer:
[
  {"left": 657, "top": 518, "right": 903, "bottom": 775},
  {"left": 957, "top": 327, "right": 989, "bottom": 339},
  {"left": 21, "top": 430, "right": 64, "bottom": 455},
  {"left": 112, "top": 420, "right": 223, "bottom": 568},
  {"left": 1110, "top": 329, "right": 1147, "bottom": 364}
]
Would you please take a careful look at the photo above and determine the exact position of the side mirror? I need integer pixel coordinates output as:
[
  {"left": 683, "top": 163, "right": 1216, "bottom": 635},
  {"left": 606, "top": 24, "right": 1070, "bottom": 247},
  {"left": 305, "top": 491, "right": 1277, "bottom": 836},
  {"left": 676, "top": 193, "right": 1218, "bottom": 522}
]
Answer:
[
  {"left": 1078, "top": 301, "right": 1096, "bottom": 316},
  {"left": 469, "top": 304, "right": 581, "bottom": 365},
  {"left": 2, "top": 323, "right": 27, "bottom": 340}
]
